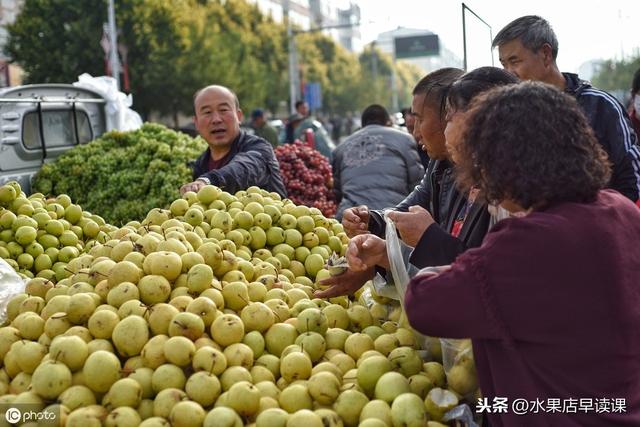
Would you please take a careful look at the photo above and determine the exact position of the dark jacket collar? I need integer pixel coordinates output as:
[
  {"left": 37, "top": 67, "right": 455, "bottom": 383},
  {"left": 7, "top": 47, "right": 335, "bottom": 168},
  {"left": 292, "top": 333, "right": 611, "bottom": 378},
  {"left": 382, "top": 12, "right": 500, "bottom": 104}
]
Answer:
[
  {"left": 563, "top": 72, "right": 591, "bottom": 97},
  {"left": 199, "top": 131, "right": 244, "bottom": 161},
  {"left": 193, "top": 130, "right": 244, "bottom": 179}
]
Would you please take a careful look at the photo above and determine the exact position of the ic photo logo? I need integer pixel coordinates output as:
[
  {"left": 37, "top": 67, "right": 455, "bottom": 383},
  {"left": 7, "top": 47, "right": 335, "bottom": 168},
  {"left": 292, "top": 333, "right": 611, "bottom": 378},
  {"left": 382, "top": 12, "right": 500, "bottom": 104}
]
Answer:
[
  {"left": 5, "top": 407, "right": 21, "bottom": 423},
  {"left": 2, "top": 406, "right": 57, "bottom": 424}
]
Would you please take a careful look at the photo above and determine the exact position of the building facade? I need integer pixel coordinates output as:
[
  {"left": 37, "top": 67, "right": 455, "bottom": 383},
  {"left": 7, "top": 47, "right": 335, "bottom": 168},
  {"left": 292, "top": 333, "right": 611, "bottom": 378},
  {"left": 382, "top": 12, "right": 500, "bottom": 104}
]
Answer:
[
  {"left": 375, "top": 27, "right": 462, "bottom": 74},
  {"left": 250, "top": 0, "right": 361, "bottom": 52}
]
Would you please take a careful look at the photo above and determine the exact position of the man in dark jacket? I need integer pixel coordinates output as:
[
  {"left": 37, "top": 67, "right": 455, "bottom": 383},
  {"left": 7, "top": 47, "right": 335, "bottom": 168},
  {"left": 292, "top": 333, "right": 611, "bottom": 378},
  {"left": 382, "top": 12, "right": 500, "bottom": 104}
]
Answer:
[
  {"left": 492, "top": 15, "right": 640, "bottom": 202},
  {"left": 180, "top": 85, "right": 287, "bottom": 198},
  {"left": 342, "top": 69, "right": 475, "bottom": 259},
  {"left": 318, "top": 69, "right": 471, "bottom": 297}
]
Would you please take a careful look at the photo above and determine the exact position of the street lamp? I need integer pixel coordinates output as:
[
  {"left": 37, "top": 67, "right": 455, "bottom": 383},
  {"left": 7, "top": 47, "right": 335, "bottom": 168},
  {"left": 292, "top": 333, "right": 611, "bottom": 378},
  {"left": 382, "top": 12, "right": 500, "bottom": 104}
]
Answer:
[{"left": 108, "top": 0, "right": 120, "bottom": 89}]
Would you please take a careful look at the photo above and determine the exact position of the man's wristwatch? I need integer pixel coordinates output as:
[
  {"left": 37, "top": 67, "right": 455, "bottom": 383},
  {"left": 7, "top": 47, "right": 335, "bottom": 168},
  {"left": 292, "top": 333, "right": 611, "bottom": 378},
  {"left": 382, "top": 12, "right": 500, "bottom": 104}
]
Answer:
[{"left": 197, "top": 177, "right": 211, "bottom": 185}]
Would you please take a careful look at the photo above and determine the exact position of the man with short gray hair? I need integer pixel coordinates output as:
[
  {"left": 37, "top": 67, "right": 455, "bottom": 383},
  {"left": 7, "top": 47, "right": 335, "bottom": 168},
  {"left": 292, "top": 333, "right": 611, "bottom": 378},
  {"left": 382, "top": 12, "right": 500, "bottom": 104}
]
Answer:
[{"left": 493, "top": 15, "right": 640, "bottom": 202}]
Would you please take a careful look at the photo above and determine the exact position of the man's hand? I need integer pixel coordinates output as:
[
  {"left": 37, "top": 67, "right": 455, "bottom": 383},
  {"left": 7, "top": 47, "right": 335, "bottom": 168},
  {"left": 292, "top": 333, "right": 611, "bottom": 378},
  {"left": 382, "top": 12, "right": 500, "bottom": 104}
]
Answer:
[
  {"left": 387, "top": 205, "right": 434, "bottom": 247},
  {"left": 180, "top": 180, "right": 206, "bottom": 196},
  {"left": 346, "top": 234, "right": 389, "bottom": 272},
  {"left": 342, "top": 206, "right": 370, "bottom": 238},
  {"left": 314, "top": 267, "right": 375, "bottom": 299}
]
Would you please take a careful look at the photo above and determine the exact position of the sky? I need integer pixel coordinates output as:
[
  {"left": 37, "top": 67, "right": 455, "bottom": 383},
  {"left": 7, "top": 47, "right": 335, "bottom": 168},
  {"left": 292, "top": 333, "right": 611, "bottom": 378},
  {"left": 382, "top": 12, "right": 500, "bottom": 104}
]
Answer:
[{"left": 358, "top": 0, "right": 639, "bottom": 73}]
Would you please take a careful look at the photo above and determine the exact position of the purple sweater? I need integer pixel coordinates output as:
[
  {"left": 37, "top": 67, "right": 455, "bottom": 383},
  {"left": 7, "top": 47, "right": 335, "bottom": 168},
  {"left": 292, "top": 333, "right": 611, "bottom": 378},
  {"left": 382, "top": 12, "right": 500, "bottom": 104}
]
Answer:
[{"left": 405, "top": 190, "right": 640, "bottom": 426}]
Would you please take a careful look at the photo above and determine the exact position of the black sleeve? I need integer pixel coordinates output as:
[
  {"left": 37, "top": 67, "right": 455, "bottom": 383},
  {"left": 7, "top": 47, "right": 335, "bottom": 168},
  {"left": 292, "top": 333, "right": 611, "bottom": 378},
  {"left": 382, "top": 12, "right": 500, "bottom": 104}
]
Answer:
[
  {"left": 402, "top": 142, "right": 426, "bottom": 192},
  {"left": 198, "top": 140, "right": 276, "bottom": 194},
  {"left": 395, "top": 169, "right": 432, "bottom": 212},
  {"left": 409, "top": 223, "right": 466, "bottom": 268},
  {"left": 368, "top": 209, "right": 387, "bottom": 238},
  {"left": 191, "top": 152, "right": 207, "bottom": 181},
  {"left": 581, "top": 92, "right": 640, "bottom": 202},
  {"left": 368, "top": 168, "right": 432, "bottom": 238}
]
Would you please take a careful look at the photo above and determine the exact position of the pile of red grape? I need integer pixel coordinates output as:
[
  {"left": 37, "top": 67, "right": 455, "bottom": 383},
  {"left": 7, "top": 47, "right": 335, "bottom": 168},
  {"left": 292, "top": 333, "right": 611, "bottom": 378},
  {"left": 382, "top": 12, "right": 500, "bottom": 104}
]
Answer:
[{"left": 275, "top": 142, "right": 336, "bottom": 217}]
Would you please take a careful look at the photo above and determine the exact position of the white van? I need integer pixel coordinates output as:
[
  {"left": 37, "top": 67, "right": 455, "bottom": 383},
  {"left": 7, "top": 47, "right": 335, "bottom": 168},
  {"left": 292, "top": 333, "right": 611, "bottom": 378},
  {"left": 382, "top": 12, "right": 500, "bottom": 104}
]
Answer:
[{"left": 0, "top": 84, "right": 108, "bottom": 194}]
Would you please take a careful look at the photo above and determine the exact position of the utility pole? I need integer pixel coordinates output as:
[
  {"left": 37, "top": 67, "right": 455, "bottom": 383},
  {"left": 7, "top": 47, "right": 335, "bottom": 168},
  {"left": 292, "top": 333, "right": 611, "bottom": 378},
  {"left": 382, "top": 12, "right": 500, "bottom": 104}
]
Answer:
[
  {"left": 284, "top": 6, "right": 362, "bottom": 115},
  {"left": 108, "top": 0, "right": 120, "bottom": 89},
  {"left": 391, "top": 45, "right": 398, "bottom": 112},
  {"left": 370, "top": 41, "right": 378, "bottom": 81},
  {"left": 284, "top": 0, "right": 298, "bottom": 115}
]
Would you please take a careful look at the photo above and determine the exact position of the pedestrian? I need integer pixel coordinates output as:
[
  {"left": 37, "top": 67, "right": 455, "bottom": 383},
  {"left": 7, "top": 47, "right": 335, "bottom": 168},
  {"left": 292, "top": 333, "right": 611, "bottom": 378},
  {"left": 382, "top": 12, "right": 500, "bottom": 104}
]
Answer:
[
  {"left": 250, "top": 109, "right": 279, "bottom": 148},
  {"left": 344, "top": 112, "right": 354, "bottom": 136},
  {"left": 284, "top": 101, "right": 309, "bottom": 144},
  {"left": 180, "top": 85, "right": 287, "bottom": 197},
  {"left": 331, "top": 114, "right": 342, "bottom": 142},
  {"left": 492, "top": 15, "right": 640, "bottom": 202},
  {"left": 344, "top": 82, "right": 640, "bottom": 427},
  {"left": 332, "top": 104, "right": 424, "bottom": 220}
]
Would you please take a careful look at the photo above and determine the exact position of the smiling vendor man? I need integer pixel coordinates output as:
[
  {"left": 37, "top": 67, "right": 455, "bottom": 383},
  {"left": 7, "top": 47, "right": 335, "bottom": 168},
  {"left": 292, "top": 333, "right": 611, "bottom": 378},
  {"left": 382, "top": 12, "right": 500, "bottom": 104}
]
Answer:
[{"left": 180, "top": 85, "right": 287, "bottom": 198}]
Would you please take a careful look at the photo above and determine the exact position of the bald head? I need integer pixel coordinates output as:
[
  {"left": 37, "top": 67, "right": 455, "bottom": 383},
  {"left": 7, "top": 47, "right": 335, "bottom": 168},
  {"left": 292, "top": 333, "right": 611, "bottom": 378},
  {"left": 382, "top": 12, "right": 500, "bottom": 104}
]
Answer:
[
  {"left": 193, "top": 85, "right": 243, "bottom": 150},
  {"left": 193, "top": 85, "right": 240, "bottom": 112}
]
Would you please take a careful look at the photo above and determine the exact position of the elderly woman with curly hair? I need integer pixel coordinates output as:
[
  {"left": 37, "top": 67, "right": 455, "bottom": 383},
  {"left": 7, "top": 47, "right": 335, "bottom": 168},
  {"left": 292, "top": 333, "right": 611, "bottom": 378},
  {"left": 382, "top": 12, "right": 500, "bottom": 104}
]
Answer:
[{"left": 345, "top": 82, "right": 640, "bottom": 427}]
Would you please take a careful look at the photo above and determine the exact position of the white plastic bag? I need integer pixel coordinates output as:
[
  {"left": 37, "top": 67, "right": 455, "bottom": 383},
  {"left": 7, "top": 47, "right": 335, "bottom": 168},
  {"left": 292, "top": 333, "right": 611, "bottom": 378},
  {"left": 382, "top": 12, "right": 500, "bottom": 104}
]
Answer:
[
  {"left": 73, "top": 73, "right": 143, "bottom": 132},
  {"left": 371, "top": 269, "right": 399, "bottom": 300},
  {"left": 0, "top": 259, "right": 27, "bottom": 325},
  {"left": 383, "top": 210, "right": 411, "bottom": 306},
  {"left": 383, "top": 211, "right": 434, "bottom": 353}
]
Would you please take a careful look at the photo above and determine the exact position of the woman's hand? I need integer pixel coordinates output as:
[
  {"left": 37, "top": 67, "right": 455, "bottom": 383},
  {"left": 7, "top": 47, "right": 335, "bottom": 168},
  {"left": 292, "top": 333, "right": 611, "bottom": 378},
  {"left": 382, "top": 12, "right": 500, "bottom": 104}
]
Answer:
[{"left": 346, "top": 234, "right": 389, "bottom": 271}]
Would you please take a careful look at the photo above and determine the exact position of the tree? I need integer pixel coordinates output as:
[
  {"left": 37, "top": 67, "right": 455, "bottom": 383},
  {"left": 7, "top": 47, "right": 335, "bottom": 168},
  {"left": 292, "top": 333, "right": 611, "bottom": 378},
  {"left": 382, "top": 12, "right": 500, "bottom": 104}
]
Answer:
[
  {"left": 5, "top": 0, "right": 106, "bottom": 83},
  {"left": 592, "top": 55, "right": 640, "bottom": 95},
  {"left": 6, "top": 0, "right": 421, "bottom": 122},
  {"left": 116, "top": 0, "right": 199, "bottom": 122},
  {"left": 395, "top": 61, "right": 424, "bottom": 109}
]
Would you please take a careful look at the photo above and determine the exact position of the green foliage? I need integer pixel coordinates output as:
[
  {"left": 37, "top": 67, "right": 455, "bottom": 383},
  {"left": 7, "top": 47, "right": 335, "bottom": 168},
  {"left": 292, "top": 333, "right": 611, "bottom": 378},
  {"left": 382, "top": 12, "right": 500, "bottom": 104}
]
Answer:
[
  {"left": 32, "top": 124, "right": 206, "bottom": 225},
  {"left": 117, "top": 0, "right": 198, "bottom": 120},
  {"left": 396, "top": 61, "right": 425, "bottom": 108},
  {"left": 5, "top": 0, "right": 107, "bottom": 83},
  {"left": 592, "top": 55, "right": 640, "bottom": 93},
  {"left": 6, "top": 0, "right": 420, "bottom": 119},
  {"left": 356, "top": 46, "right": 424, "bottom": 111}
]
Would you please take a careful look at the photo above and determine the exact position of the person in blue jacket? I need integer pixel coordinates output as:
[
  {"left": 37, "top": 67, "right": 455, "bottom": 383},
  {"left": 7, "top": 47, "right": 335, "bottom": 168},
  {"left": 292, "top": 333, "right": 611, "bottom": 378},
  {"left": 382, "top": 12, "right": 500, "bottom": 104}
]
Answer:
[{"left": 492, "top": 15, "right": 640, "bottom": 202}]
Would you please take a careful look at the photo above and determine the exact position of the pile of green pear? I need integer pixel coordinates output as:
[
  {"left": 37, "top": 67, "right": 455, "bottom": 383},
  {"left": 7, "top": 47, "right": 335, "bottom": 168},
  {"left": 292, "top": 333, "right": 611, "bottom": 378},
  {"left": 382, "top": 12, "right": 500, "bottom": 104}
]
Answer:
[
  {"left": 0, "top": 181, "right": 115, "bottom": 280},
  {"left": 0, "top": 182, "right": 480, "bottom": 426}
]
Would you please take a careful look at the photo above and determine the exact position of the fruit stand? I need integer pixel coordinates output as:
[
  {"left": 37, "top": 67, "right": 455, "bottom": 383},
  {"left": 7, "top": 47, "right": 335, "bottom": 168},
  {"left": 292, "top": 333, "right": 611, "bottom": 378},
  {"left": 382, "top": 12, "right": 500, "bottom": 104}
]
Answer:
[{"left": 0, "top": 127, "right": 479, "bottom": 426}]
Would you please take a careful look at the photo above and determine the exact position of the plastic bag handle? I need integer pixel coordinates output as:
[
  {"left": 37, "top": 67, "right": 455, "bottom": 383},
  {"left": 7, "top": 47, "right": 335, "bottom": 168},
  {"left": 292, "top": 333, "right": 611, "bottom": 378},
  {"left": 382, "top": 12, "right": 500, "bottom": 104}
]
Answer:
[{"left": 383, "top": 210, "right": 411, "bottom": 307}]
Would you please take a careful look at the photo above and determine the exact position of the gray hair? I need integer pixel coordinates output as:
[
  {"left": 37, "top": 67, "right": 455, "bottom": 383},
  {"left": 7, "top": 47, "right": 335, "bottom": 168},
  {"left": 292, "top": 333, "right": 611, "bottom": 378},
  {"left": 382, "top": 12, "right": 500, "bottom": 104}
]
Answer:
[{"left": 492, "top": 16, "right": 559, "bottom": 60}]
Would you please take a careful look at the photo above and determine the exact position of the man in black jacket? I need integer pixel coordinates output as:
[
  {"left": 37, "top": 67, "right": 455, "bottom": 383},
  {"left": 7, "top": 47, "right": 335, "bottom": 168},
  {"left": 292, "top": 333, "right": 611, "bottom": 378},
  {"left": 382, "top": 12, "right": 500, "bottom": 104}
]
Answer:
[
  {"left": 492, "top": 15, "right": 640, "bottom": 202},
  {"left": 317, "top": 67, "right": 517, "bottom": 298},
  {"left": 180, "top": 85, "right": 287, "bottom": 198},
  {"left": 318, "top": 69, "right": 468, "bottom": 297}
]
